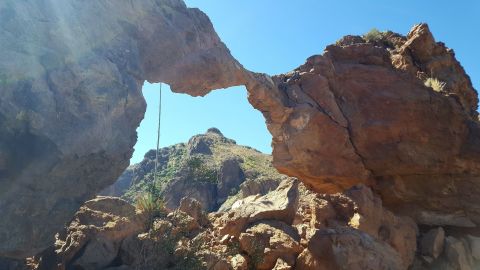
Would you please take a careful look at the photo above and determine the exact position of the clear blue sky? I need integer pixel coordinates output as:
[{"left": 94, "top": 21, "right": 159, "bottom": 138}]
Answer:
[{"left": 132, "top": 0, "right": 479, "bottom": 163}]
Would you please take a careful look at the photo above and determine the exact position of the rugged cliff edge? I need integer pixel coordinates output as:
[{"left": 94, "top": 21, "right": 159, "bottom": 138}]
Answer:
[
  {"left": 0, "top": 0, "right": 245, "bottom": 258},
  {"left": 244, "top": 24, "right": 480, "bottom": 228}
]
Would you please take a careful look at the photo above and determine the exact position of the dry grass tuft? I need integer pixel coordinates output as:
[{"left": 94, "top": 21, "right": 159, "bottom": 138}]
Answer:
[{"left": 424, "top": 77, "right": 446, "bottom": 92}]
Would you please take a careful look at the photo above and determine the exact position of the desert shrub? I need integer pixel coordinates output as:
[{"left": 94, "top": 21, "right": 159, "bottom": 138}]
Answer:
[
  {"left": 187, "top": 155, "right": 203, "bottom": 170},
  {"left": 424, "top": 77, "right": 446, "bottom": 92},
  {"left": 135, "top": 192, "right": 166, "bottom": 226},
  {"left": 138, "top": 217, "right": 205, "bottom": 270},
  {"left": 363, "top": 28, "right": 383, "bottom": 43},
  {"left": 363, "top": 28, "right": 398, "bottom": 48},
  {"left": 186, "top": 156, "right": 217, "bottom": 183}
]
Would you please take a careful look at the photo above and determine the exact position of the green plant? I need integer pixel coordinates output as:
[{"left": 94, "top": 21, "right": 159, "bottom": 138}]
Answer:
[
  {"left": 363, "top": 28, "right": 383, "bottom": 43},
  {"left": 187, "top": 156, "right": 203, "bottom": 170},
  {"left": 186, "top": 156, "right": 218, "bottom": 183},
  {"left": 138, "top": 218, "right": 205, "bottom": 270},
  {"left": 135, "top": 191, "right": 166, "bottom": 226},
  {"left": 424, "top": 77, "right": 446, "bottom": 92}
]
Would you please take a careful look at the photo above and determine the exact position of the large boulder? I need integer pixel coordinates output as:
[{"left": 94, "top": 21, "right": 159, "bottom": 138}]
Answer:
[
  {"left": 162, "top": 176, "right": 219, "bottom": 211},
  {"left": 0, "top": 0, "right": 246, "bottom": 257},
  {"left": 239, "top": 221, "right": 302, "bottom": 270},
  {"left": 444, "top": 236, "right": 474, "bottom": 270},
  {"left": 214, "top": 179, "right": 298, "bottom": 237},
  {"left": 34, "top": 197, "right": 146, "bottom": 270},
  {"left": 214, "top": 181, "right": 417, "bottom": 269},
  {"left": 296, "top": 228, "right": 404, "bottom": 270},
  {"left": 245, "top": 24, "right": 480, "bottom": 227},
  {"left": 178, "top": 197, "right": 209, "bottom": 227},
  {"left": 293, "top": 183, "right": 418, "bottom": 269}
]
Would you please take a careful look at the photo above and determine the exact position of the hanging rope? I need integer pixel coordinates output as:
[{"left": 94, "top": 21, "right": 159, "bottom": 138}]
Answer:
[{"left": 153, "top": 83, "right": 162, "bottom": 195}]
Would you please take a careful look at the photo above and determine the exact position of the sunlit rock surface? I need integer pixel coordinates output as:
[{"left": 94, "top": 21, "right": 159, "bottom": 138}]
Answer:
[
  {"left": 32, "top": 181, "right": 419, "bottom": 270},
  {"left": 245, "top": 24, "right": 480, "bottom": 228},
  {"left": 0, "top": 0, "right": 245, "bottom": 257},
  {"left": 2, "top": 0, "right": 480, "bottom": 261}
]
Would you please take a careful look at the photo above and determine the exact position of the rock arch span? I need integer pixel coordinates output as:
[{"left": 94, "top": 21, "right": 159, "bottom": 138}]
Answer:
[{"left": 0, "top": 0, "right": 479, "bottom": 258}]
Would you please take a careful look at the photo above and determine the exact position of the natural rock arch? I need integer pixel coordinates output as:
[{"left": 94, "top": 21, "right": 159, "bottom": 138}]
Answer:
[{"left": 0, "top": 0, "right": 479, "bottom": 259}]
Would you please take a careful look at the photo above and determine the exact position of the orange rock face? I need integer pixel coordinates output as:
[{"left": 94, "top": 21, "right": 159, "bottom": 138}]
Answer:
[{"left": 245, "top": 24, "right": 480, "bottom": 227}]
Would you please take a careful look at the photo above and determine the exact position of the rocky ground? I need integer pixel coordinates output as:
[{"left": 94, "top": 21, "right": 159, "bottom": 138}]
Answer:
[{"left": 12, "top": 179, "right": 479, "bottom": 270}]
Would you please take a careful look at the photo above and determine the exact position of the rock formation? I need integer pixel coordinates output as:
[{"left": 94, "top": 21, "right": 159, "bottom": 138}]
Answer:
[
  {"left": 30, "top": 180, "right": 422, "bottom": 270},
  {"left": 33, "top": 197, "right": 146, "bottom": 270},
  {"left": 244, "top": 24, "right": 480, "bottom": 228},
  {"left": 0, "top": 0, "right": 246, "bottom": 257},
  {"left": 101, "top": 128, "right": 287, "bottom": 211},
  {"left": 1, "top": 0, "right": 479, "bottom": 263}
]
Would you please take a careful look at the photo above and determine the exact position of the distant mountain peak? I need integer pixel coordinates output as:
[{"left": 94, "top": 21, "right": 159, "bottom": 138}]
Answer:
[
  {"left": 102, "top": 130, "right": 286, "bottom": 212},
  {"left": 206, "top": 127, "right": 224, "bottom": 136}
]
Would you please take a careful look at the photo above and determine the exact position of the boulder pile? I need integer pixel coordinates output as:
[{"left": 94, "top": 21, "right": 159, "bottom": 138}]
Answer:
[{"left": 26, "top": 180, "right": 418, "bottom": 269}]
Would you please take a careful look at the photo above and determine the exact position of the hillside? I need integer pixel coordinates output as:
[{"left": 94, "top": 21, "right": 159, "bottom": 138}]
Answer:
[{"left": 102, "top": 128, "right": 288, "bottom": 211}]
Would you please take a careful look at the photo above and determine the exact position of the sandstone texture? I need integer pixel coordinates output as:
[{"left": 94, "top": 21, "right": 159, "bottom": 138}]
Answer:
[
  {"left": 245, "top": 24, "right": 480, "bottom": 228},
  {"left": 0, "top": 0, "right": 245, "bottom": 257}
]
